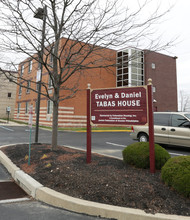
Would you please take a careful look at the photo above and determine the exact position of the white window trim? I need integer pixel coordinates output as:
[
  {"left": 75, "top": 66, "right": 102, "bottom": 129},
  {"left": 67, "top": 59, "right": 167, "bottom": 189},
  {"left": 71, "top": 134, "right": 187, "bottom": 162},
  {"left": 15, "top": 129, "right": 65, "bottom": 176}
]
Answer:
[
  {"left": 48, "top": 76, "right": 53, "bottom": 88},
  {"left": 21, "top": 65, "right": 24, "bottom": 76},
  {"left": 28, "top": 60, "right": 32, "bottom": 73},
  {"left": 152, "top": 63, "right": 156, "bottom": 69}
]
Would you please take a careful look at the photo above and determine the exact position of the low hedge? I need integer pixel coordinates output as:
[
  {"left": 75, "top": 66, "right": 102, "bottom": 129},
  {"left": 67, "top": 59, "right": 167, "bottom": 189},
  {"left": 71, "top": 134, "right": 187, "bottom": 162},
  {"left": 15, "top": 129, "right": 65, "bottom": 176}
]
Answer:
[
  {"left": 122, "top": 142, "right": 171, "bottom": 169},
  {"left": 161, "top": 156, "right": 190, "bottom": 197}
]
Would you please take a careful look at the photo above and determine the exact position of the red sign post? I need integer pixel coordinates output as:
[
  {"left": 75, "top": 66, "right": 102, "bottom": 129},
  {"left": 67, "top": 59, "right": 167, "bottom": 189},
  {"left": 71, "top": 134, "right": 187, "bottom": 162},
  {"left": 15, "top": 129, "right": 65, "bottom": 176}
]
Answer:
[
  {"left": 86, "top": 81, "right": 155, "bottom": 173},
  {"left": 86, "top": 84, "right": 91, "bottom": 163},
  {"left": 147, "top": 79, "right": 155, "bottom": 173}
]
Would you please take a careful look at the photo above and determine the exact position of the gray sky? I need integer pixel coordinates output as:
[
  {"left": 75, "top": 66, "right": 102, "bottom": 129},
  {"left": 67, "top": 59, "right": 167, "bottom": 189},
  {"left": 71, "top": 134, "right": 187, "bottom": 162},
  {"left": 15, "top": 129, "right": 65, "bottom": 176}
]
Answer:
[
  {"left": 169, "top": 1, "right": 190, "bottom": 95},
  {"left": 154, "top": 0, "right": 190, "bottom": 95},
  {"left": 1, "top": 0, "right": 189, "bottom": 96},
  {"left": 126, "top": 0, "right": 190, "bottom": 96}
]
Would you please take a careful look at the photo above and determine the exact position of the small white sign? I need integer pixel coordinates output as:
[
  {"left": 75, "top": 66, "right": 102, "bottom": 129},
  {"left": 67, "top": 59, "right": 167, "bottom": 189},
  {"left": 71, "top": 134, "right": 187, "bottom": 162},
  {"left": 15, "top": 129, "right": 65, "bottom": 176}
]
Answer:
[
  {"left": 6, "top": 106, "right": 11, "bottom": 112},
  {"left": 91, "top": 116, "right": 95, "bottom": 121}
]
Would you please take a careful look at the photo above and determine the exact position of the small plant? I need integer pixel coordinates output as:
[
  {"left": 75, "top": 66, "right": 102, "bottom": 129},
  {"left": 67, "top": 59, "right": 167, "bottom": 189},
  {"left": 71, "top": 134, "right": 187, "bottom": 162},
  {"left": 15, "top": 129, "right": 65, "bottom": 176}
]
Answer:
[
  {"left": 24, "top": 155, "right": 29, "bottom": 161},
  {"left": 161, "top": 156, "right": 190, "bottom": 197},
  {"left": 122, "top": 142, "right": 171, "bottom": 169},
  {"left": 45, "top": 163, "right": 52, "bottom": 168},
  {"left": 41, "top": 154, "right": 48, "bottom": 160}
]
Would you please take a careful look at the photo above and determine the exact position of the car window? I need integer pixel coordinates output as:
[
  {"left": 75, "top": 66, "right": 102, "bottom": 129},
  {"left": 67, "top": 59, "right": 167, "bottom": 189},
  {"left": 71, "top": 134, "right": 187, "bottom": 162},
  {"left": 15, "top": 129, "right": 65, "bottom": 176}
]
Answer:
[
  {"left": 154, "top": 113, "right": 170, "bottom": 126},
  {"left": 185, "top": 114, "right": 190, "bottom": 120},
  {"left": 171, "top": 114, "right": 190, "bottom": 128}
]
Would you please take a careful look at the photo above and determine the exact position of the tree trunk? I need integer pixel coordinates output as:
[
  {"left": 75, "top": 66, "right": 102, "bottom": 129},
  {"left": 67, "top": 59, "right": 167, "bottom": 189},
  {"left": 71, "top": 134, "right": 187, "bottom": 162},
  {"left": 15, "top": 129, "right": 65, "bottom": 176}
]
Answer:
[{"left": 51, "top": 91, "right": 59, "bottom": 151}]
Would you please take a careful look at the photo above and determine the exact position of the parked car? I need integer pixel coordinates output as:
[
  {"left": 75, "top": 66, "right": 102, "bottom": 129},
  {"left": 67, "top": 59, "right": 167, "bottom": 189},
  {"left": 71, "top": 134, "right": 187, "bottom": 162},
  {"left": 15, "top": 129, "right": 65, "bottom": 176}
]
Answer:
[{"left": 130, "top": 112, "right": 190, "bottom": 147}]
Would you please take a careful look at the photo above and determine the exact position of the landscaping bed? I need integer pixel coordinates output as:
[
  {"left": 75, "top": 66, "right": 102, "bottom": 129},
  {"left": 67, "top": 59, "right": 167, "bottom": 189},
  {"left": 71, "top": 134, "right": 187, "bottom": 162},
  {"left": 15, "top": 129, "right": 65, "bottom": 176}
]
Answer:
[{"left": 1, "top": 143, "right": 190, "bottom": 216}]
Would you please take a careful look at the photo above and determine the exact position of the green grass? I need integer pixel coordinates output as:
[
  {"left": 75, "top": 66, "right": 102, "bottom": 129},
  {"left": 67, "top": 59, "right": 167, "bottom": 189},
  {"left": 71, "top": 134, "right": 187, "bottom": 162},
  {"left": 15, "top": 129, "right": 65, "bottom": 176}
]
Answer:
[
  {"left": 0, "top": 118, "right": 28, "bottom": 125},
  {"left": 1, "top": 118, "right": 131, "bottom": 132}
]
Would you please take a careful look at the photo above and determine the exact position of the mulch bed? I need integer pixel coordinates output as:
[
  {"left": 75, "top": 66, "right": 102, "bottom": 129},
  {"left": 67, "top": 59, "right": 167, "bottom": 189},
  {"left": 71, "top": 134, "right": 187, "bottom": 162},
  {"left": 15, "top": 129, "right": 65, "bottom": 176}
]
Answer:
[{"left": 1, "top": 143, "right": 190, "bottom": 216}]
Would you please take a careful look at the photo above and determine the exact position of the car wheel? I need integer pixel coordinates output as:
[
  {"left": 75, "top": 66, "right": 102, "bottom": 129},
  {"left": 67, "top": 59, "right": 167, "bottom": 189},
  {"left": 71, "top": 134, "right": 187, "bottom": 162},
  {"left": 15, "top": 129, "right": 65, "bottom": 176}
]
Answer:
[{"left": 138, "top": 133, "right": 148, "bottom": 142}]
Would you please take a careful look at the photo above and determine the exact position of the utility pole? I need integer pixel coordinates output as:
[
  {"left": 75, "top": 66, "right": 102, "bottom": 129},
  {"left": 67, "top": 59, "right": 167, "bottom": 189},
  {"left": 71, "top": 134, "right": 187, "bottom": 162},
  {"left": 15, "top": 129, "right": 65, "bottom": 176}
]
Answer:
[{"left": 34, "top": 5, "right": 47, "bottom": 143}]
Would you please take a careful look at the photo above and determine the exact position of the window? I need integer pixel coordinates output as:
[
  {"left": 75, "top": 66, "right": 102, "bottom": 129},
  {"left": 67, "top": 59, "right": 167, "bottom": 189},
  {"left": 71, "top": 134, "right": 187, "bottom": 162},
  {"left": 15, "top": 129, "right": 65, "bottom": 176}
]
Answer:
[
  {"left": 130, "top": 50, "right": 144, "bottom": 86},
  {"left": 35, "top": 101, "right": 38, "bottom": 114},
  {"left": 49, "top": 46, "right": 54, "bottom": 67},
  {"left": 28, "top": 60, "right": 32, "bottom": 73},
  {"left": 36, "top": 82, "right": 40, "bottom": 91},
  {"left": 48, "top": 76, "right": 53, "bottom": 88},
  {"left": 151, "top": 63, "right": 156, "bottom": 69},
  {"left": 185, "top": 114, "right": 190, "bottom": 120},
  {"left": 38, "top": 61, "right": 42, "bottom": 69},
  {"left": 154, "top": 113, "right": 170, "bottom": 126},
  {"left": 171, "top": 114, "right": 190, "bottom": 128},
  {"left": 117, "top": 50, "right": 129, "bottom": 87},
  {"left": 20, "top": 64, "right": 24, "bottom": 76},
  {"left": 8, "top": 93, "right": 12, "bottom": 98},
  {"left": 36, "top": 69, "right": 41, "bottom": 82},
  {"left": 50, "top": 53, "right": 53, "bottom": 65},
  {"left": 26, "top": 81, "right": 31, "bottom": 93},
  {"left": 19, "top": 86, "right": 22, "bottom": 95},
  {"left": 117, "top": 48, "right": 144, "bottom": 87},
  {"left": 47, "top": 100, "right": 53, "bottom": 114},
  {"left": 17, "top": 103, "right": 21, "bottom": 113},
  {"left": 25, "top": 102, "right": 29, "bottom": 113}
]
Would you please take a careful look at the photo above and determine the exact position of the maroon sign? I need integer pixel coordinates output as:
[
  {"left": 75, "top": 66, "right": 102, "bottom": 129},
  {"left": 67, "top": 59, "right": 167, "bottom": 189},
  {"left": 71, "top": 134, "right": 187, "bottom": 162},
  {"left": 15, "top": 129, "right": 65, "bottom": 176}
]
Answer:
[{"left": 91, "top": 87, "right": 148, "bottom": 125}]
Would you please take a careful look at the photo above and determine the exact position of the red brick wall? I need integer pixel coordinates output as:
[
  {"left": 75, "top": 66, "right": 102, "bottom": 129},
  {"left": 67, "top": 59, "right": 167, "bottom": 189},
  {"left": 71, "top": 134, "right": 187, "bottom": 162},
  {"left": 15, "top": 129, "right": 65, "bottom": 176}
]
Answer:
[
  {"left": 144, "top": 50, "right": 178, "bottom": 112},
  {"left": 14, "top": 39, "right": 116, "bottom": 127}
]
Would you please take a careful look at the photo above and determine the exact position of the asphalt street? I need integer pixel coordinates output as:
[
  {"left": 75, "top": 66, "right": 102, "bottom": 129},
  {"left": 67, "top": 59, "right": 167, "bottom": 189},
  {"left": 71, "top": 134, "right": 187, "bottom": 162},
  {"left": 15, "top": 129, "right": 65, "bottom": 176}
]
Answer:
[
  {"left": 0, "top": 201, "right": 108, "bottom": 220},
  {"left": 0, "top": 125, "right": 189, "bottom": 158},
  {"left": 0, "top": 125, "right": 134, "bottom": 158}
]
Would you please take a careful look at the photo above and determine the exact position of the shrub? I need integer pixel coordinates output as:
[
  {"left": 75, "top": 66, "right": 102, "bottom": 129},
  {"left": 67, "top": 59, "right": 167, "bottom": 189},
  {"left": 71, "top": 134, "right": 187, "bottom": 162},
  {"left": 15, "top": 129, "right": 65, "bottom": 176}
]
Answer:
[
  {"left": 161, "top": 156, "right": 190, "bottom": 197},
  {"left": 122, "top": 142, "right": 171, "bottom": 169}
]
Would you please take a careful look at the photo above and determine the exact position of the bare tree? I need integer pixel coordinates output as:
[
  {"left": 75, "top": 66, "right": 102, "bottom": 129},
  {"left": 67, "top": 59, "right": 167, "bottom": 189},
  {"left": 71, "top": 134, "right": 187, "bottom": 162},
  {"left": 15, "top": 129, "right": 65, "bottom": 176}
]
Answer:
[
  {"left": 179, "top": 90, "right": 190, "bottom": 112},
  {"left": 0, "top": 0, "right": 175, "bottom": 150}
]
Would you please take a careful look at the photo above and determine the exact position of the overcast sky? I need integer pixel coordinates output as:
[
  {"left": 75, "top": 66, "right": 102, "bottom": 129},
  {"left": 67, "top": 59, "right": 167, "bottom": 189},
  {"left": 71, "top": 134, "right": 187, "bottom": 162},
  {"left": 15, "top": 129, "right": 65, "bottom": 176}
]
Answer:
[
  {"left": 151, "top": 0, "right": 190, "bottom": 95},
  {"left": 0, "top": 0, "right": 189, "bottom": 97},
  {"left": 127, "top": 0, "right": 190, "bottom": 96}
]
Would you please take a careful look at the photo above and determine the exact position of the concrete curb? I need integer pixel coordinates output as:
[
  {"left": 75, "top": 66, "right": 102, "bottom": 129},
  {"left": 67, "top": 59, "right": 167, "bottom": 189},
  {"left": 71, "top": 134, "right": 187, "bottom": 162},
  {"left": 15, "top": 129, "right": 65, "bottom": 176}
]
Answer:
[
  {"left": 0, "top": 145, "right": 189, "bottom": 220},
  {"left": 14, "top": 170, "right": 43, "bottom": 197},
  {"left": 35, "top": 187, "right": 189, "bottom": 220},
  {"left": 0, "top": 150, "right": 20, "bottom": 178}
]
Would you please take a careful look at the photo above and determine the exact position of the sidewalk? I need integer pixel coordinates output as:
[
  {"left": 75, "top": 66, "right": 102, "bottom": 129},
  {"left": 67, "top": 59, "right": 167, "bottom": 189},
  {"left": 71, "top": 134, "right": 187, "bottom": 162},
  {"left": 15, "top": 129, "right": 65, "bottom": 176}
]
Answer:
[{"left": 0, "top": 119, "right": 24, "bottom": 126}]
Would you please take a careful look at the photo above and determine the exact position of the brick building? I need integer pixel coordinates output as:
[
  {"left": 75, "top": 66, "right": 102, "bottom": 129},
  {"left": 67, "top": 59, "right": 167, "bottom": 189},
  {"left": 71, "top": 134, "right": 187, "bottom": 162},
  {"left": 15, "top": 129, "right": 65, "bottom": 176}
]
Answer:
[
  {"left": 144, "top": 50, "right": 178, "bottom": 112},
  {"left": 116, "top": 48, "right": 178, "bottom": 112},
  {"left": 0, "top": 70, "right": 17, "bottom": 119},
  {"left": 14, "top": 40, "right": 178, "bottom": 127}
]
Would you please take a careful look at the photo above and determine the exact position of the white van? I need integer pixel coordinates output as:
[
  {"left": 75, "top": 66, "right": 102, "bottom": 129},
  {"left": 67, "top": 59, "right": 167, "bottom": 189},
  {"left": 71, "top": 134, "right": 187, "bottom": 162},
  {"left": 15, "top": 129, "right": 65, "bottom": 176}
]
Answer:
[{"left": 130, "top": 112, "right": 190, "bottom": 147}]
